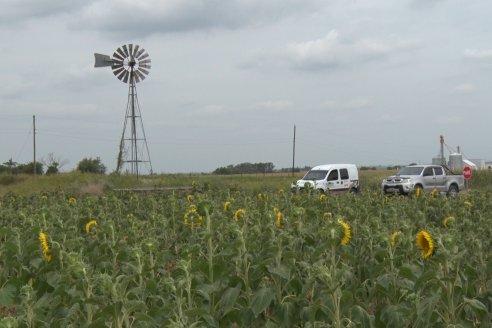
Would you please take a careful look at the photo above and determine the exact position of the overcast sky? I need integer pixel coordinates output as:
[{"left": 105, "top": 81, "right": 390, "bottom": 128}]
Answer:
[{"left": 1, "top": 0, "right": 491, "bottom": 173}]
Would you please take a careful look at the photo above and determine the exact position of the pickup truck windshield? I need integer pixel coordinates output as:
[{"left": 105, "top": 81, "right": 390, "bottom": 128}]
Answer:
[
  {"left": 397, "top": 166, "right": 424, "bottom": 176},
  {"left": 303, "top": 170, "right": 328, "bottom": 180}
]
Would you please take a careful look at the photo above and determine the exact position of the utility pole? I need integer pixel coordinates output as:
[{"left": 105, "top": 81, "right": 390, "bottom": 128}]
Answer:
[
  {"left": 440, "top": 135, "right": 445, "bottom": 165},
  {"left": 33, "top": 115, "right": 36, "bottom": 175},
  {"left": 292, "top": 125, "right": 296, "bottom": 177}
]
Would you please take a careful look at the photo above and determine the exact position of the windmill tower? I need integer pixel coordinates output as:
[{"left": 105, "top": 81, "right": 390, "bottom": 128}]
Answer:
[{"left": 94, "top": 44, "right": 153, "bottom": 176}]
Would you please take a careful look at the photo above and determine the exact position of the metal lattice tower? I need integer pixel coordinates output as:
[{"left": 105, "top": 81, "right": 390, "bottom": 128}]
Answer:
[{"left": 94, "top": 44, "right": 153, "bottom": 176}]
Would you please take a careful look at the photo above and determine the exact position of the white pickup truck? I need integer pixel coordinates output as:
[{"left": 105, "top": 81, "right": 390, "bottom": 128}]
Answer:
[{"left": 382, "top": 164, "right": 465, "bottom": 197}]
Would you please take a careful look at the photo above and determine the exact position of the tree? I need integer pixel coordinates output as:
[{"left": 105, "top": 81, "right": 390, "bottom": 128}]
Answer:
[
  {"left": 17, "top": 162, "right": 44, "bottom": 175},
  {"left": 42, "top": 153, "right": 68, "bottom": 175},
  {"left": 2, "top": 158, "right": 18, "bottom": 174},
  {"left": 77, "top": 157, "right": 106, "bottom": 174}
]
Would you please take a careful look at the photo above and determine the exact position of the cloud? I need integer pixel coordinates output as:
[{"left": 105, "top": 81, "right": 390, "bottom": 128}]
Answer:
[
  {"left": 452, "top": 83, "right": 475, "bottom": 93},
  {"left": 0, "top": 0, "right": 88, "bottom": 24},
  {"left": 321, "top": 98, "right": 371, "bottom": 110},
  {"left": 281, "top": 30, "right": 420, "bottom": 70},
  {"left": 201, "top": 105, "right": 227, "bottom": 115},
  {"left": 410, "top": 0, "right": 446, "bottom": 9},
  {"left": 344, "top": 98, "right": 371, "bottom": 109},
  {"left": 434, "top": 116, "right": 462, "bottom": 125},
  {"left": 464, "top": 49, "right": 492, "bottom": 60},
  {"left": 254, "top": 100, "right": 293, "bottom": 112},
  {"left": 69, "top": 0, "right": 323, "bottom": 38}
]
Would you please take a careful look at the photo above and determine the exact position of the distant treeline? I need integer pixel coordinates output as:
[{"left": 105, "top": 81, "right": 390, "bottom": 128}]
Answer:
[
  {"left": 0, "top": 162, "right": 43, "bottom": 175},
  {"left": 213, "top": 163, "right": 401, "bottom": 175},
  {"left": 360, "top": 165, "right": 401, "bottom": 171},
  {"left": 213, "top": 162, "right": 312, "bottom": 175}
]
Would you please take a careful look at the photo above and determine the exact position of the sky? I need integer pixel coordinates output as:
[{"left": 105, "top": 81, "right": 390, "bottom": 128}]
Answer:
[{"left": 1, "top": 0, "right": 492, "bottom": 173}]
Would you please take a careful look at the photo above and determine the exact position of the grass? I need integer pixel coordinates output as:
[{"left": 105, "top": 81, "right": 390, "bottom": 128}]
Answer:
[{"left": 0, "top": 170, "right": 396, "bottom": 196}]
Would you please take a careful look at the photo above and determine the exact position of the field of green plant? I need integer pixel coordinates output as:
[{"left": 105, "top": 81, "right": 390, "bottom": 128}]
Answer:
[{"left": 0, "top": 173, "right": 491, "bottom": 327}]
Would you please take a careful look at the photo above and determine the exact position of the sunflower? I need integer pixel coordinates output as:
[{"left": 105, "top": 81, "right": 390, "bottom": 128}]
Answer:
[
  {"left": 184, "top": 205, "right": 203, "bottom": 228},
  {"left": 85, "top": 220, "right": 97, "bottom": 234},
  {"left": 274, "top": 208, "right": 283, "bottom": 227},
  {"left": 234, "top": 208, "right": 246, "bottom": 222},
  {"left": 390, "top": 231, "right": 401, "bottom": 247},
  {"left": 257, "top": 193, "right": 265, "bottom": 201},
  {"left": 68, "top": 197, "right": 77, "bottom": 206},
  {"left": 186, "top": 194, "right": 194, "bottom": 203},
  {"left": 319, "top": 194, "right": 327, "bottom": 201},
  {"left": 337, "top": 218, "right": 351, "bottom": 246},
  {"left": 431, "top": 188, "right": 439, "bottom": 198},
  {"left": 415, "top": 187, "right": 423, "bottom": 198},
  {"left": 464, "top": 201, "right": 472, "bottom": 208},
  {"left": 415, "top": 230, "right": 435, "bottom": 258},
  {"left": 38, "top": 231, "right": 52, "bottom": 262},
  {"left": 323, "top": 212, "right": 333, "bottom": 218},
  {"left": 223, "top": 201, "right": 232, "bottom": 212},
  {"left": 442, "top": 216, "right": 455, "bottom": 228}
]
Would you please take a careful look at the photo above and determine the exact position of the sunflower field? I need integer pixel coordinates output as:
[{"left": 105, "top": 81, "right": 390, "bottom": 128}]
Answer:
[{"left": 0, "top": 183, "right": 491, "bottom": 327}]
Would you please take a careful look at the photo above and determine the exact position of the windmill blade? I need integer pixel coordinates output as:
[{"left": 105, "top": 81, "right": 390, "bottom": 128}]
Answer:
[
  {"left": 112, "top": 66, "right": 125, "bottom": 76},
  {"left": 139, "top": 59, "right": 151, "bottom": 65},
  {"left": 113, "top": 51, "right": 125, "bottom": 62},
  {"left": 139, "top": 64, "right": 151, "bottom": 70},
  {"left": 139, "top": 53, "right": 149, "bottom": 60},
  {"left": 116, "top": 47, "right": 126, "bottom": 59},
  {"left": 132, "top": 45, "right": 140, "bottom": 57},
  {"left": 122, "top": 44, "right": 130, "bottom": 57},
  {"left": 122, "top": 71, "right": 130, "bottom": 83},
  {"left": 116, "top": 69, "right": 128, "bottom": 82},
  {"left": 138, "top": 67, "right": 149, "bottom": 76},
  {"left": 134, "top": 72, "right": 141, "bottom": 83},
  {"left": 111, "top": 62, "right": 123, "bottom": 70},
  {"left": 135, "top": 70, "right": 146, "bottom": 82},
  {"left": 128, "top": 44, "right": 133, "bottom": 58},
  {"left": 135, "top": 48, "right": 145, "bottom": 59}
]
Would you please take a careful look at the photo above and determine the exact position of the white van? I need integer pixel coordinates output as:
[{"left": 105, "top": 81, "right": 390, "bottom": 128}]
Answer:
[{"left": 291, "top": 164, "right": 360, "bottom": 193}]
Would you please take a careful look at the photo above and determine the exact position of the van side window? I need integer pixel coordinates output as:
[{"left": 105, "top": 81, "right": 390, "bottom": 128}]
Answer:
[
  {"left": 340, "top": 168, "right": 349, "bottom": 180},
  {"left": 327, "top": 170, "right": 339, "bottom": 181},
  {"left": 423, "top": 167, "right": 434, "bottom": 177},
  {"left": 434, "top": 167, "right": 443, "bottom": 176}
]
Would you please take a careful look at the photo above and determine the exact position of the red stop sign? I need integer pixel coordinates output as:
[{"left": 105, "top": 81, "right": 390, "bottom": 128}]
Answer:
[{"left": 463, "top": 166, "right": 472, "bottom": 180}]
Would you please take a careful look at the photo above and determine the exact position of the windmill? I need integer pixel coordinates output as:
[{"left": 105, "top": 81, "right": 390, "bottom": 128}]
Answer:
[{"left": 94, "top": 44, "right": 153, "bottom": 176}]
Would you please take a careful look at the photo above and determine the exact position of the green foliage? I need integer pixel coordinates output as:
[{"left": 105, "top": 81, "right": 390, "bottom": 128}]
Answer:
[
  {"left": 0, "top": 179, "right": 491, "bottom": 326},
  {"left": 0, "top": 161, "right": 43, "bottom": 175},
  {"left": 17, "top": 162, "right": 44, "bottom": 175},
  {"left": 76, "top": 157, "right": 106, "bottom": 174},
  {"left": 213, "top": 162, "right": 275, "bottom": 175}
]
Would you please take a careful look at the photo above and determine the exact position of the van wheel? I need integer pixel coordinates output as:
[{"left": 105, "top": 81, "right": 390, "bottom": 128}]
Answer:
[
  {"left": 318, "top": 189, "right": 325, "bottom": 194},
  {"left": 447, "top": 185, "right": 459, "bottom": 198}
]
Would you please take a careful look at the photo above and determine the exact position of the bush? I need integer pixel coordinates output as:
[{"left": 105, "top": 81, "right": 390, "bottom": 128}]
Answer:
[{"left": 76, "top": 157, "right": 106, "bottom": 174}]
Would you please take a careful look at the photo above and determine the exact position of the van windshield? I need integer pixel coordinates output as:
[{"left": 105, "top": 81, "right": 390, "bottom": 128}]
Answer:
[
  {"left": 397, "top": 166, "right": 424, "bottom": 176},
  {"left": 302, "top": 170, "right": 328, "bottom": 180}
]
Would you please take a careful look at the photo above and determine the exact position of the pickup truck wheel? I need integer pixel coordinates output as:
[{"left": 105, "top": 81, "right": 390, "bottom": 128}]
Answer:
[{"left": 447, "top": 185, "right": 459, "bottom": 198}]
